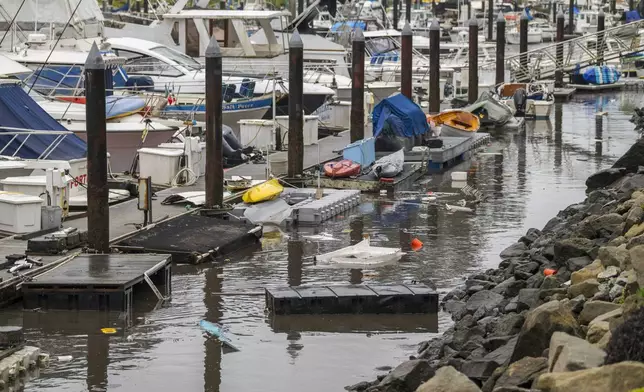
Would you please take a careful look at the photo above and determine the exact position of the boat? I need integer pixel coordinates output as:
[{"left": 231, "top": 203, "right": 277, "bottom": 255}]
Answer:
[
  {"left": 461, "top": 91, "right": 515, "bottom": 127},
  {"left": 314, "top": 237, "right": 405, "bottom": 269},
  {"left": 570, "top": 64, "right": 621, "bottom": 86},
  {"left": 428, "top": 110, "right": 480, "bottom": 138},
  {"left": 506, "top": 26, "right": 543, "bottom": 45},
  {"left": 199, "top": 320, "right": 240, "bottom": 351},
  {"left": 242, "top": 178, "right": 284, "bottom": 204},
  {"left": 225, "top": 176, "right": 253, "bottom": 192},
  {"left": 372, "top": 149, "right": 404, "bottom": 179},
  {"left": 496, "top": 82, "right": 554, "bottom": 119},
  {"left": 323, "top": 159, "right": 361, "bottom": 178}
]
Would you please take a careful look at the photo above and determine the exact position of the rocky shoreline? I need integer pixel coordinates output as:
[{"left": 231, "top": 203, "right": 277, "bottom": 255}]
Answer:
[{"left": 347, "top": 139, "right": 644, "bottom": 392}]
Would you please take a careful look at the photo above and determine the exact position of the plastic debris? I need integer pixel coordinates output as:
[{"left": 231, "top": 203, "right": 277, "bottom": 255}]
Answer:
[
  {"left": 544, "top": 268, "right": 556, "bottom": 276},
  {"left": 56, "top": 355, "right": 73, "bottom": 362},
  {"left": 411, "top": 238, "right": 423, "bottom": 251},
  {"left": 101, "top": 328, "right": 117, "bottom": 334}
]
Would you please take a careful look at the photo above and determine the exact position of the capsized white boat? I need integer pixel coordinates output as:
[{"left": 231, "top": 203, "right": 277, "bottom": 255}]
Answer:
[{"left": 314, "top": 237, "right": 405, "bottom": 269}]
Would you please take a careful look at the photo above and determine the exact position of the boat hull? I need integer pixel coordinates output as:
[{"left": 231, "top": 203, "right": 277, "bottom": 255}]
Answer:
[
  {"left": 323, "top": 160, "right": 361, "bottom": 178},
  {"left": 506, "top": 32, "right": 542, "bottom": 45},
  {"left": 439, "top": 124, "right": 478, "bottom": 138},
  {"left": 525, "top": 99, "right": 554, "bottom": 119}
]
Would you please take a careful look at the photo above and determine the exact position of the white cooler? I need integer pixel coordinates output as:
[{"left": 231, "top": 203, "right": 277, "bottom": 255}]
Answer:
[
  {"left": 138, "top": 148, "right": 184, "bottom": 186},
  {"left": 275, "top": 115, "right": 319, "bottom": 146},
  {"left": 238, "top": 119, "right": 275, "bottom": 150},
  {"left": 0, "top": 193, "right": 43, "bottom": 234}
]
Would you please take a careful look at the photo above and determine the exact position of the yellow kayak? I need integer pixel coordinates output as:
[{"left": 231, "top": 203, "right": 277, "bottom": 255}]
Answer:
[{"left": 242, "top": 178, "right": 284, "bottom": 204}]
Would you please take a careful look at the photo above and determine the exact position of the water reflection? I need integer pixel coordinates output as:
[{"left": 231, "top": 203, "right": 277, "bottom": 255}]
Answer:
[
  {"left": 554, "top": 102, "right": 563, "bottom": 169},
  {"left": 595, "top": 114, "right": 604, "bottom": 158},
  {"left": 203, "top": 265, "right": 222, "bottom": 392},
  {"left": 87, "top": 334, "right": 109, "bottom": 392}
]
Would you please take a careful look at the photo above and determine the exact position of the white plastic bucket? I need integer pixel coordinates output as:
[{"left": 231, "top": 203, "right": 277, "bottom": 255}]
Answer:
[{"left": 451, "top": 171, "right": 468, "bottom": 181}]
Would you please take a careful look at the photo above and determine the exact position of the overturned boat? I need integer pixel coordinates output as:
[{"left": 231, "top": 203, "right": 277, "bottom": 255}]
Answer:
[
  {"left": 314, "top": 237, "right": 405, "bottom": 269},
  {"left": 461, "top": 91, "right": 515, "bottom": 127}
]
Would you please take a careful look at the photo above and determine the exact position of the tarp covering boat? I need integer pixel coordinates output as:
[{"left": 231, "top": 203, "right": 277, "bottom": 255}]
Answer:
[
  {"left": 372, "top": 149, "right": 404, "bottom": 178},
  {"left": 573, "top": 65, "right": 621, "bottom": 85},
  {"left": 0, "top": 84, "right": 86, "bottom": 160},
  {"left": 372, "top": 94, "right": 430, "bottom": 139}
]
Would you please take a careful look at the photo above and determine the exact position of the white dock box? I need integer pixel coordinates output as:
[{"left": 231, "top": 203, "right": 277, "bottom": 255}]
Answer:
[
  {"left": 138, "top": 147, "right": 184, "bottom": 186},
  {"left": 238, "top": 119, "right": 275, "bottom": 150},
  {"left": 0, "top": 193, "right": 43, "bottom": 234},
  {"left": 275, "top": 115, "right": 318, "bottom": 146}
]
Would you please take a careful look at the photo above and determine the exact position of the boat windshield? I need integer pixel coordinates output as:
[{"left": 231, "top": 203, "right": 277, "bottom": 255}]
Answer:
[
  {"left": 365, "top": 37, "right": 398, "bottom": 55},
  {"left": 151, "top": 46, "right": 202, "bottom": 70}
]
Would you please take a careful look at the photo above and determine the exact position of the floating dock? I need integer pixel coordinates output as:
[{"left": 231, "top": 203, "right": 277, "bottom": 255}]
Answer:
[
  {"left": 397, "top": 133, "right": 490, "bottom": 172},
  {"left": 568, "top": 82, "right": 625, "bottom": 91},
  {"left": 21, "top": 254, "right": 171, "bottom": 311},
  {"left": 553, "top": 87, "right": 577, "bottom": 100},
  {"left": 113, "top": 214, "right": 262, "bottom": 263},
  {"left": 268, "top": 313, "right": 439, "bottom": 333},
  {"left": 265, "top": 284, "right": 438, "bottom": 315},
  {"left": 311, "top": 163, "right": 423, "bottom": 193}
]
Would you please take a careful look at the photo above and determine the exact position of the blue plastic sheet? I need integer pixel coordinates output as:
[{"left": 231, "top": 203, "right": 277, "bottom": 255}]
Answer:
[
  {"left": 0, "top": 84, "right": 87, "bottom": 160},
  {"left": 372, "top": 94, "right": 429, "bottom": 138}
]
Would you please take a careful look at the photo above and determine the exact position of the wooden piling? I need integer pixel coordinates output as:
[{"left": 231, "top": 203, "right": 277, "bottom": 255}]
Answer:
[
  {"left": 551, "top": 0, "right": 556, "bottom": 23},
  {"left": 351, "top": 28, "right": 365, "bottom": 143},
  {"left": 329, "top": 0, "right": 337, "bottom": 18},
  {"left": 143, "top": 0, "right": 148, "bottom": 14},
  {"left": 467, "top": 1, "right": 471, "bottom": 19},
  {"left": 220, "top": 0, "right": 226, "bottom": 9},
  {"left": 611, "top": 0, "right": 616, "bottom": 14},
  {"left": 298, "top": 0, "right": 304, "bottom": 16},
  {"left": 487, "top": 0, "right": 493, "bottom": 41},
  {"left": 405, "top": 0, "right": 411, "bottom": 23},
  {"left": 205, "top": 37, "right": 224, "bottom": 208},
  {"left": 468, "top": 17, "right": 478, "bottom": 104},
  {"left": 288, "top": 32, "right": 304, "bottom": 178},
  {"left": 429, "top": 19, "right": 440, "bottom": 113},
  {"left": 555, "top": 11, "right": 565, "bottom": 88},
  {"left": 393, "top": 0, "right": 399, "bottom": 30},
  {"left": 597, "top": 10, "right": 605, "bottom": 64},
  {"left": 85, "top": 43, "right": 109, "bottom": 253},
  {"left": 519, "top": 11, "right": 528, "bottom": 81},
  {"left": 568, "top": 0, "right": 574, "bottom": 35},
  {"left": 496, "top": 12, "right": 505, "bottom": 85},
  {"left": 383, "top": 0, "right": 389, "bottom": 27},
  {"left": 629, "top": 0, "right": 634, "bottom": 12},
  {"left": 401, "top": 22, "right": 413, "bottom": 100}
]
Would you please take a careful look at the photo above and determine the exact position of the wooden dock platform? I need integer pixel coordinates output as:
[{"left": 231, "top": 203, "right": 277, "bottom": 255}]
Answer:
[
  {"left": 426, "top": 133, "right": 490, "bottom": 172},
  {"left": 265, "top": 284, "right": 438, "bottom": 315},
  {"left": 21, "top": 254, "right": 172, "bottom": 311},
  {"left": 310, "top": 163, "right": 423, "bottom": 192}
]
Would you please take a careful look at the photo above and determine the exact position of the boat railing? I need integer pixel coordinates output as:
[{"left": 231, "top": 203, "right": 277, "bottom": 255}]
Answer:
[
  {"left": 485, "top": 19, "right": 644, "bottom": 81},
  {"left": 0, "top": 126, "right": 76, "bottom": 160}
]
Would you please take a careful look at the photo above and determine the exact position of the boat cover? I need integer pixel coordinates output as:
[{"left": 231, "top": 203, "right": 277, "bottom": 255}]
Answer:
[
  {"left": 330, "top": 21, "right": 367, "bottom": 32},
  {"left": 0, "top": 84, "right": 87, "bottom": 160},
  {"left": 577, "top": 65, "right": 621, "bottom": 85},
  {"left": 372, "top": 94, "right": 429, "bottom": 138}
]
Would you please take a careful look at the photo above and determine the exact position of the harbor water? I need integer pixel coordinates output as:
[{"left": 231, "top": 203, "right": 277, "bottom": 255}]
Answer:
[{"left": 2, "top": 91, "right": 642, "bottom": 391}]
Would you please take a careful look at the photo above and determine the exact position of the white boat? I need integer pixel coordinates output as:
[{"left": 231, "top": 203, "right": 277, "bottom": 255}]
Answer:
[
  {"left": 314, "top": 237, "right": 405, "bottom": 269},
  {"left": 496, "top": 82, "right": 554, "bottom": 120},
  {"left": 506, "top": 27, "right": 543, "bottom": 45}
]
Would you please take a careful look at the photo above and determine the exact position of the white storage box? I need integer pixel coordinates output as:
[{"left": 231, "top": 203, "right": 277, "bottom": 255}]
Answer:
[
  {"left": 238, "top": 119, "right": 275, "bottom": 150},
  {"left": 275, "top": 115, "right": 319, "bottom": 146},
  {"left": 157, "top": 140, "right": 206, "bottom": 178},
  {"left": 0, "top": 193, "right": 43, "bottom": 234},
  {"left": 138, "top": 147, "right": 184, "bottom": 186}
]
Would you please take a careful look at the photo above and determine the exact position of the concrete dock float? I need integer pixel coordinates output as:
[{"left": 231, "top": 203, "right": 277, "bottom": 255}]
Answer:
[
  {"left": 311, "top": 163, "right": 423, "bottom": 192},
  {"left": 553, "top": 87, "right": 576, "bottom": 100},
  {"left": 265, "top": 284, "right": 438, "bottom": 315},
  {"left": 567, "top": 82, "right": 625, "bottom": 91},
  {"left": 21, "top": 254, "right": 172, "bottom": 311}
]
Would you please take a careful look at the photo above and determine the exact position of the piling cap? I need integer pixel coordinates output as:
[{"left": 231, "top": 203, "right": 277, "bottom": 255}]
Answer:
[
  {"left": 557, "top": 10, "right": 565, "bottom": 19},
  {"left": 289, "top": 30, "right": 304, "bottom": 48},
  {"left": 205, "top": 35, "right": 221, "bottom": 58},
  {"left": 468, "top": 16, "right": 478, "bottom": 27},
  {"left": 353, "top": 27, "right": 365, "bottom": 42},
  {"left": 402, "top": 22, "right": 413, "bottom": 36},
  {"left": 497, "top": 11, "right": 505, "bottom": 22},
  {"left": 521, "top": 10, "right": 529, "bottom": 20},
  {"left": 598, "top": 9, "right": 605, "bottom": 16},
  {"left": 85, "top": 42, "right": 105, "bottom": 70},
  {"left": 429, "top": 18, "right": 440, "bottom": 30}
]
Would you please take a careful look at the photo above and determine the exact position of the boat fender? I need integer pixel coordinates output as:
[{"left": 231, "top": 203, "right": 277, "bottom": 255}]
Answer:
[{"left": 513, "top": 88, "right": 527, "bottom": 113}]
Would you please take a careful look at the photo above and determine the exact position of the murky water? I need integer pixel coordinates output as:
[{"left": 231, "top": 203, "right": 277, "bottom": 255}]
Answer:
[{"left": 2, "top": 91, "right": 642, "bottom": 391}]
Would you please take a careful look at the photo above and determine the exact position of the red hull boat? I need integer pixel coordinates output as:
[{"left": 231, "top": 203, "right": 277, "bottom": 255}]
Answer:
[{"left": 324, "top": 160, "right": 361, "bottom": 178}]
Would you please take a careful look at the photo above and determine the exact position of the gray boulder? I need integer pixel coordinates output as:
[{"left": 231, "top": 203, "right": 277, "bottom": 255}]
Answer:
[
  {"left": 613, "top": 139, "right": 644, "bottom": 172},
  {"left": 462, "top": 337, "right": 518, "bottom": 380},
  {"left": 624, "top": 204, "right": 644, "bottom": 229},
  {"left": 492, "top": 357, "right": 547, "bottom": 391},
  {"left": 492, "top": 278, "right": 527, "bottom": 298},
  {"left": 540, "top": 276, "right": 561, "bottom": 290},
  {"left": 466, "top": 291, "right": 505, "bottom": 314},
  {"left": 565, "top": 256, "right": 592, "bottom": 272},
  {"left": 519, "top": 228, "right": 542, "bottom": 246},
  {"left": 377, "top": 359, "right": 434, "bottom": 392},
  {"left": 416, "top": 366, "right": 481, "bottom": 392},
  {"left": 597, "top": 265, "right": 620, "bottom": 282},
  {"left": 585, "top": 167, "right": 626, "bottom": 190},
  {"left": 567, "top": 279, "right": 600, "bottom": 298},
  {"left": 548, "top": 332, "right": 606, "bottom": 372},
  {"left": 517, "top": 289, "right": 540, "bottom": 312},
  {"left": 444, "top": 299, "right": 466, "bottom": 318},
  {"left": 554, "top": 238, "right": 594, "bottom": 265},
  {"left": 491, "top": 313, "right": 525, "bottom": 337},
  {"left": 578, "top": 301, "right": 621, "bottom": 325},
  {"left": 500, "top": 243, "right": 528, "bottom": 259},
  {"left": 510, "top": 301, "right": 582, "bottom": 363},
  {"left": 598, "top": 245, "right": 630, "bottom": 270}
]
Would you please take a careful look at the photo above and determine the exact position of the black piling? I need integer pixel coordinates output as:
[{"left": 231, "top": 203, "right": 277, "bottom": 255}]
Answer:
[
  {"left": 597, "top": 10, "right": 605, "bottom": 64},
  {"left": 468, "top": 17, "right": 478, "bottom": 104},
  {"left": 205, "top": 37, "right": 224, "bottom": 209},
  {"left": 552, "top": 1, "right": 556, "bottom": 23},
  {"left": 568, "top": 0, "right": 574, "bottom": 34},
  {"left": 555, "top": 11, "right": 564, "bottom": 88},
  {"left": 595, "top": 113, "right": 603, "bottom": 156},
  {"left": 611, "top": 0, "right": 616, "bottom": 14},
  {"left": 383, "top": 0, "right": 389, "bottom": 27},
  {"left": 329, "top": 0, "right": 336, "bottom": 18},
  {"left": 220, "top": 0, "right": 226, "bottom": 9},
  {"left": 288, "top": 32, "right": 304, "bottom": 178},
  {"left": 239, "top": 1, "right": 244, "bottom": 9},
  {"left": 298, "top": 0, "right": 304, "bottom": 16},
  {"left": 351, "top": 28, "right": 365, "bottom": 143},
  {"left": 406, "top": 0, "right": 412, "bottom": 22},
  {"left": 467, "top": 0, "right": 471, "bottom": 19},
  {"left": 143, "top": 0, "right": 148, "bottom": 14},
  {"left": 487, "top": 0, "right": 494, "bottom": 41},
  {"left": 519, "top": 11, "right": 528, "bottom": 81},
  {"left": 401, "top": 22, "right": 413, "bottom": 100},
  {"left": 135, "top": 0, "right": 141, "bottom": 12},
  {"left": 630, "top": 0, "right": 635, "bottom": 11},
  {"left": 496, "top": 12, "right": 506, "bottom": 85},
  {"left": 84, "top": 43, "right": 109, "bottom": 253},
  {"left": 393, "top": 0, "right": 400, "bottom": 30},
  {"left": 429, "top": 19, "right": 440, "bottom": 113}
]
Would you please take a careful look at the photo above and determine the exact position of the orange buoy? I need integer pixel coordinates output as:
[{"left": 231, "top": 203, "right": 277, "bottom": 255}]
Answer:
[
  {"left": 544, "top": 268, "right": 556, "bottom": 276},
  {"left": 411, "top": 238, "right": 423, "bottom": 251}
]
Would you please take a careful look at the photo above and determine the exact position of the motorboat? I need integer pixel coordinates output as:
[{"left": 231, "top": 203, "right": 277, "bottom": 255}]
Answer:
[
  {"left": 428, "top": 110, "right": 480, "bottom": 138},
  {"left": 496, "top": 82, "right": 554, "bottom": 119},
  {"left": 461, "top": 91, "right": 515, "bottom": 127},
  {"left": 323, "top": 159, "right": 361, "bottom": 178},
  {"left": 314, "top": 237, "right": 405, "bottom": 269},
  {"left": 506, "top": 25, "right": 543, "bottom": 45}
]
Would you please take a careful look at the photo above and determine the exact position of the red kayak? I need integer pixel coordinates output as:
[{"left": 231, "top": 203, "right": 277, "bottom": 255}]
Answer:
[{"left": 324, "top": 160, "right": 361, "bottom": 178}]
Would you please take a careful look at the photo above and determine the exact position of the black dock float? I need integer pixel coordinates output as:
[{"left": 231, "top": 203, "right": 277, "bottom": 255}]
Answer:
[
  {"left": 268, "top": 313, "right": 439, "bottom": 333},
  {"left": 265, "top": 284, "right": 438, "bottom": 315},
  {"left": 22, "top": 254, "right": 171, "bottom": 311},
  {"left": 112, "top": 214, "right": 262, "bottom": 264}
]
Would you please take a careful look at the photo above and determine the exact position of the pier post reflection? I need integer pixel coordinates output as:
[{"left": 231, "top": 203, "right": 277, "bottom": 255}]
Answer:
[
  {"left": 287, "top": 239, "right": 304, "bottom": 287},
  {"left": 554, "top": 103, "right": 563, "bottom": 168},
  {"left": 494, "top": 152, "right": 504, "bottom": 199},
  {"left": 349, "top": 216, "right": 364, "bottom": 284},
  {"left": 595, "top": 113, "right": 604, "bottom": 160},
  {"left": 86, "top": 333, "right": 109, "bottom": 392},
  {"left": 204, "top": 266, "right": 223, "bottom": 392},
  {"left": 517, "top": 126, "right": 527, "bottom": 191}
]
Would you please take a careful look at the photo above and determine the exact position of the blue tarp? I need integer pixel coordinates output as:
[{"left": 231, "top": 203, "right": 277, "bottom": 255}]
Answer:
[
  {"left": 626, "top": 10, "right": 641, "bottom": 22},
  {"left": 576, "top": 65, "right": 621, "bottom": 85},
  {"left": 330, "top": 21, "right": 367, "bottom": 32},
  {"left": 0, "top": 84, "right": 87, "bottom": 160},
  {"left": 372, "top": 94, "right": 429, "bottom": 138}
]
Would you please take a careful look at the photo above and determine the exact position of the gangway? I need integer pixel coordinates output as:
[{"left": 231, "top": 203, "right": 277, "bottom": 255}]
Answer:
[{"left": 482, "top": 19, "right": 644, "bottom": 81}]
